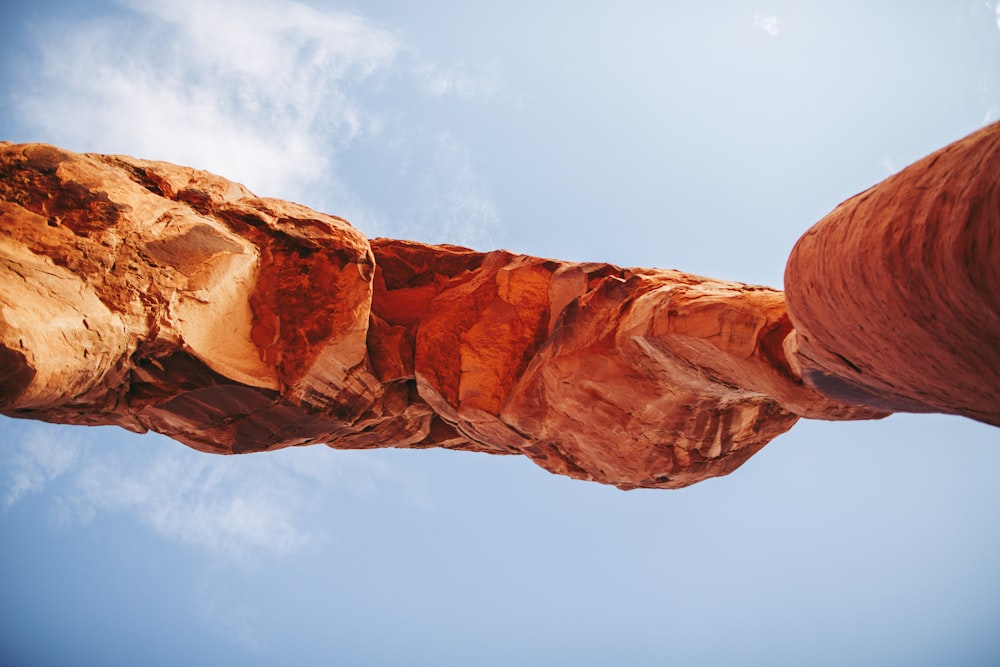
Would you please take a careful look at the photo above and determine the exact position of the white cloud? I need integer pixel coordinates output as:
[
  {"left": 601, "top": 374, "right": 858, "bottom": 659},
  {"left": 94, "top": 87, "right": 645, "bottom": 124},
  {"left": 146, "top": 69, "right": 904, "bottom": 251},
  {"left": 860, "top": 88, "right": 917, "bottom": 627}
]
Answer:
[
  {"left": 1, "top": 423, "right": 82, "bottom": 507},
  {"left": 62, "top": 447, "right": 313, "bottom": 562},
  {"left": 14, "top": 0, "right": 400, "bottom": 206},
  {"left": 0, "top": 418, "right": 427, "bottom": 567},
  {"left": 984, "top": 104, "right": 1000, "bottom": 124},
  {"left": 11, "top": 0, "right": 505, "bottom": 239},
  {"left": 995, "top": 1, "right": 1000, "bottom": 30},
  {"left": 49, "top": 434, "right": 424, "bottom": 566},
  {"left": 121, "top": 0, "right": 398, "bottom": 82},
  {"left": 754, "top": 13, "right": 780, "bottom": 37}
]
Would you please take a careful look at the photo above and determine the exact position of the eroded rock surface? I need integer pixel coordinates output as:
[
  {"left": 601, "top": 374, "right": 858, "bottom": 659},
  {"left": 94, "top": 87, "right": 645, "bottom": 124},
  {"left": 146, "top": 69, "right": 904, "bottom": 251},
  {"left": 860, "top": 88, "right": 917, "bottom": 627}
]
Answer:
[
  {"left": 0, "top": 141, "right": 882, "bottom": 489},
  {"left": 785, "top": 121, "right": 1000, "bottom": 427},
  {"left": 1, "top": 123, "right": 996, "bottom": 489}
]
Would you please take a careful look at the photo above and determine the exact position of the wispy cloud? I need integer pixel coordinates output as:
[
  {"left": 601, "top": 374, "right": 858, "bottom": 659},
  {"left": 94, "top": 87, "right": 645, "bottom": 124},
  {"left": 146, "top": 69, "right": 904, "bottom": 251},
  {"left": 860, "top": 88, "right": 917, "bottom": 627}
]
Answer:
[
  {"left": 13, "top": 0, "right": 399, "bottom": 209},
  {"left": 754, "top": 13, "right": 780, "bottom": 37},
  {"left": 62, "top": 445, "right": 315, "bottom": 562},
  {"left": 10, "top": 0, "right": 506, "bottom": 242},
  {"left": 1, "top": 422, "right": 82, "bottom": 507},
  {"left": 1, "top": 418, "right": 428, "bottom": 567}
]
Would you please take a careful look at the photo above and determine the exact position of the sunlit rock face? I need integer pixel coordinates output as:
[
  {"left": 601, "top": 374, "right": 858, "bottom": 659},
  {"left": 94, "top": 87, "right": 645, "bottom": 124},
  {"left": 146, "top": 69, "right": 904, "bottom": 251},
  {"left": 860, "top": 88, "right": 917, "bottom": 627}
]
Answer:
[
  {"left": 0, "top": 143, "right": 376, "bottom": 455},
  {"left": 369, "top": 240, "right": 877, "bottom": 489},
  {"left": 0, "top": 124, "right": 995, "bottom": 489},
  {"left": 785, "top": 121, "right": 1000, "bottom": 428}
]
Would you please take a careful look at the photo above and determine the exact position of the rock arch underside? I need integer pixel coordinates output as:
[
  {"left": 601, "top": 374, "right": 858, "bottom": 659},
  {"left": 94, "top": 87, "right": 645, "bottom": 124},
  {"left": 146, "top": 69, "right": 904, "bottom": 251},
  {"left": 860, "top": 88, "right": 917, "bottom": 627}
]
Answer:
[{"left": 1, "top": 122, "right": 997, "bottom": 489}]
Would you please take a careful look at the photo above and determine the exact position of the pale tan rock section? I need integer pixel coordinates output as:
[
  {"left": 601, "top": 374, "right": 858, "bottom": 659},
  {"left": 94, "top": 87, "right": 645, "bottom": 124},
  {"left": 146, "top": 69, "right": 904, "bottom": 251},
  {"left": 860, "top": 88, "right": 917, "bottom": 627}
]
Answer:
[
  {"left": 0, "top": 142, "right": 880, "bottom": 489},
  {"left": 785, "top": 121, "right": 1000, "bottom": 427}
]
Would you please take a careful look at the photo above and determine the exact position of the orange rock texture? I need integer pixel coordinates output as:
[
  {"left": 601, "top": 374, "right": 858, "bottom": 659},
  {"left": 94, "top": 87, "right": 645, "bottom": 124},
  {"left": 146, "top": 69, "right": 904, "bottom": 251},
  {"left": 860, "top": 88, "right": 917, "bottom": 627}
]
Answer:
[
  {"left": 785, "top": 121, "right": 1000, "bottom": 427},
  {"left": 0, "top": 123, "right": 996, "bottom": 488}
]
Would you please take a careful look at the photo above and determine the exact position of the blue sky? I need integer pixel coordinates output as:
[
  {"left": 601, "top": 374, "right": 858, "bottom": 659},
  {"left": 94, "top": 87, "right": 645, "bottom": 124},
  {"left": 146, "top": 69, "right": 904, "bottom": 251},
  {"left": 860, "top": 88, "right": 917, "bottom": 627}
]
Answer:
[{"left": 1, "top": 2, "right": 999, "bottom": 666}]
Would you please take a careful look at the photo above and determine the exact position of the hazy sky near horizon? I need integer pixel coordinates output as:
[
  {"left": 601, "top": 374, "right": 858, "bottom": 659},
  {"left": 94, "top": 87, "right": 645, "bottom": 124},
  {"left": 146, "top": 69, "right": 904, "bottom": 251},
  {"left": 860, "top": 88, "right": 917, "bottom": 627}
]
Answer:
[{"left": 1, "top": 2, "right": 1000, "bottom": 666}]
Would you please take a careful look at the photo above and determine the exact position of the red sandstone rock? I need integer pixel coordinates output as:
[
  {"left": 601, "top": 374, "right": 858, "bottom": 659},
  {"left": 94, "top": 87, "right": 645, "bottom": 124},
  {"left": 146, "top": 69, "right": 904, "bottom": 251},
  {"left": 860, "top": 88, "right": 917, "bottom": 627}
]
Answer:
[
  {"left": 0, "top": 141, "right": 880, "bottom": 489},
  {"left": 3, "top": 124, "right": 997, "bottom": 490},
  {"left": 785, "top": 121, "right": 1000, "bottom": 427}
]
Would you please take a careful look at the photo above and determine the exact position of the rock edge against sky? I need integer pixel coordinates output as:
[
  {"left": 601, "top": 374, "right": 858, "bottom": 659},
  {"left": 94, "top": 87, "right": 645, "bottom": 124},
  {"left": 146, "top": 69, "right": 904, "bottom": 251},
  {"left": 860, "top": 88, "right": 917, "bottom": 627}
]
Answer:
[{"left": 0, "top": 122, "right": 996, "bottom": 489}]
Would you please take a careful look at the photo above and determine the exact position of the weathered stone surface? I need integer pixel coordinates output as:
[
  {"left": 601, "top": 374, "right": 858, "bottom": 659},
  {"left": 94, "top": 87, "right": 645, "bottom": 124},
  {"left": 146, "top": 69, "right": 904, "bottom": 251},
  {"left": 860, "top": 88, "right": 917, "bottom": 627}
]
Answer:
[
  {"left": 0, "top": 143, "right": 377, "bottom": 456},
  {"left": 0, "top": 141, "right": 882, "bottom": 489},
  {"left": 2, "top": 123, "right": 996, "bottom": 490},
  {"left": 785, "top": 121, "right": 1000, "bottom": 427},
  {"left": 371, "top": 241, "right": 877, "bottom": 488}
]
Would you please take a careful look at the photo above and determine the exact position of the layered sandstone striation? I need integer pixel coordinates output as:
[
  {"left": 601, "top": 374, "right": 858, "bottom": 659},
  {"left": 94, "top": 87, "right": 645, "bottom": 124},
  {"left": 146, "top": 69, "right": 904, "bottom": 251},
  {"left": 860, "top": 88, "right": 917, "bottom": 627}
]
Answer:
[{"left": 0, "top": 123, "right": 996, "bottom": 489}]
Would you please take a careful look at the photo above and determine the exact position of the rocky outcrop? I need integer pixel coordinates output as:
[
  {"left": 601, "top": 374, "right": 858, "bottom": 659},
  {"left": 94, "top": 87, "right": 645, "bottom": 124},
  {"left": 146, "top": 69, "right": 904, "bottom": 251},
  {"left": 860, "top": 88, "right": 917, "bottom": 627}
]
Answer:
[
  {"left": 785, "top": 121, "right": 1000, "bottom": 427},
  {"left": 369, "top": 240, "right": 876, "bottom": 488},
  {"left": 0, "top": 123, "right": 996, "bottom": 489}
]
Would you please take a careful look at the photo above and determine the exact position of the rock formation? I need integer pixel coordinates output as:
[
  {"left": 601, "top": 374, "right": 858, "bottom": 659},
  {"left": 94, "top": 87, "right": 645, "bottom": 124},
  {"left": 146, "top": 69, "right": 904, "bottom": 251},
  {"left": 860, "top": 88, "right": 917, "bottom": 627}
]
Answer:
[
  {"left": 785, "top": 123, "right": 1000, "bottom": 427},
  {"left": 0, "top": 122, "right": 996, "bottom": 489}
]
